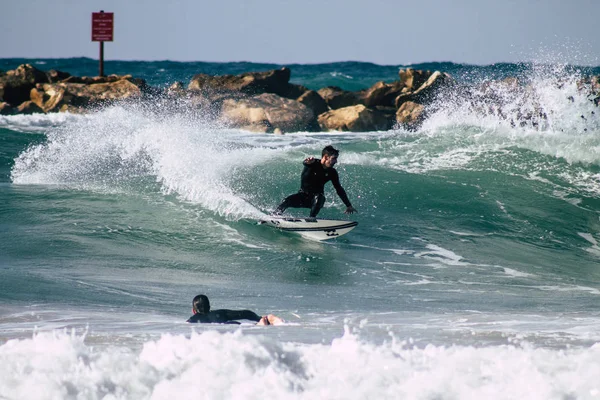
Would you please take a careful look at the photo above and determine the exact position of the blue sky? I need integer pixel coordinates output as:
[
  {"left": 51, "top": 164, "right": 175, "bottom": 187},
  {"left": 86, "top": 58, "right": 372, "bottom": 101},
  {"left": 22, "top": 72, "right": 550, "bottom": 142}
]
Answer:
[{"left": 1, "top": 0, "right": 599, "bottom": 65}]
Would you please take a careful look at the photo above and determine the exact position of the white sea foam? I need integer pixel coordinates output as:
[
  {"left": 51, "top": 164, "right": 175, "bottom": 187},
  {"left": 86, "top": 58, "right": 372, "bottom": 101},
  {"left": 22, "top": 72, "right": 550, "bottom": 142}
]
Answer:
[
  {"left": 530, "top": 285, "right": 600, "bottom": 296},
  {"left": 330, "top": 71, "right": 353, "bottom": 80},
  {"left": 0, "top": 113, "right": 86, "bottom": 133},
  {"left": 414, "top": 244, "right": 465, "bottom": 266},
  {"left": 2, "top": 329, "right": 600, "bottom": 400},
  {"left": 577, "top": 232, "right": 600, "bottom": 257},
  {"left": 501, "top": 267, "right": 535, "bottom": 278}
]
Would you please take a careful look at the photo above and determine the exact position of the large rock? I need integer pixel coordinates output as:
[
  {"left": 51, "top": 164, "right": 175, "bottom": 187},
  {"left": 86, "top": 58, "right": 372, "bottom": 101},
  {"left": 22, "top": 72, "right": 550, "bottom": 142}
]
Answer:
[
  {"left": 220, "top": 93, "right": 316, "bottom": 133},
  {"left": 317, "top": 86, "right": 359, "bottom": 109},
  {"left": 396, "top": 101, "right": 425, "bottom": 130},
  {"left": 30, "top": 84, "right": 68, "bottom": 113},
  {"left": 17, "top": 101, "right": 45, "bottom": 114},
  {"left": 59, "top": 104, "right": 86, "bottom": 114},
  {"left": 0, "top": 64, "right": 49, "bottom": 105},
  {"left": 318, "top": 104, "right": 390, "bottom": 132},
  {"left": 46, "top": 69, "right": 71, "bottom": 83},
  {"left": 359, "top": 81, "right": 405, "bottom": 108},
  {"left": 297, "top": 90, "right": 328, "bottom": 116},
  {"left": 398, "top": 68, "right": 433, "bottom": 92},
  {"left": 279, "top": 82, "right": 308, "bottom": 99},
  {"left": 166, "top": 81, "right": 186, "bottom": 97},
  {"left": 32, "top": 78, "right": 145, "bottom": 112},
  {"left": 188, "top": 67, "right": 299, "bottom": 98},
  {"left": 395, "top": 71, "right": 452, "bottom": 108}
]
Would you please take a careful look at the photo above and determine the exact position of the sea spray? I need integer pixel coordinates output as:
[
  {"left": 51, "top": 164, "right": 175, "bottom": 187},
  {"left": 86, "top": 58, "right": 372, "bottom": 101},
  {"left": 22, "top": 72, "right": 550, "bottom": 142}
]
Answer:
[
  {"left": 10, "top": 104, "right": 271, "bottom": 219},
  {"left": 2, "top": 328, "right": 600, "bottom": 400}
]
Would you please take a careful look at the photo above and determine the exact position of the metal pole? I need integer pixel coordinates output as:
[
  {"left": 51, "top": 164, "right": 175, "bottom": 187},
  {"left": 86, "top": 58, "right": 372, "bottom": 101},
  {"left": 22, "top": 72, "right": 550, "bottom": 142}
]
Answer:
[{"left": 99, "top": 41, "right": 104, "bottom": 77}]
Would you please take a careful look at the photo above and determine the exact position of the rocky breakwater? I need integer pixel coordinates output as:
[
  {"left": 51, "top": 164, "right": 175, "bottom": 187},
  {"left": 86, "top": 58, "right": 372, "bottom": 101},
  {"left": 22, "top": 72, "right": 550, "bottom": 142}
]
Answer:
[
  {"left": 0, "top": 63, "right": 453, "bottom": 133},
  {"left": 180, "top": 66, "right": 453, "bottom": 133},
  {"left": 0, "top": 64, "right": 148, "bottom": 115},
  {"left": 6, "top": 63, "right": 597, "bottom": 133}
]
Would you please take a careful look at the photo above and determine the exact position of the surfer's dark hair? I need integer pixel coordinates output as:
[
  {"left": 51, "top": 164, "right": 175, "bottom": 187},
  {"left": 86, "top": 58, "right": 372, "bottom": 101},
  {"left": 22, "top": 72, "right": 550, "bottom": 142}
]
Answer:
[
  {"left": 322, "top": 145, "right": 339, "bottom": 157},
  {"left": 192, "top": 294, "right": 210, "bottom": 314}
]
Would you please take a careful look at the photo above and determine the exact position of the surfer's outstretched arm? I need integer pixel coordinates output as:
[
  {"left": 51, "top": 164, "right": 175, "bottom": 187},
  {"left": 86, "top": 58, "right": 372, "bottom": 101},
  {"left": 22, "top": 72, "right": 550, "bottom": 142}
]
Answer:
[{"left": 330, "top": 171, "right": 356, "bottom": 214}]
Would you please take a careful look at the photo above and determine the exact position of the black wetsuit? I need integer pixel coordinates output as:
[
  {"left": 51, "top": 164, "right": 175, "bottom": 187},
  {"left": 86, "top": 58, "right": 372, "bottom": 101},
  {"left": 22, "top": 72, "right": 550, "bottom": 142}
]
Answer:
[
  {"left": 275, "top": 159, "right": 352, "bottom": 217},
  {"left": 186, "top": 309, "right": 262, "bottom": 324}
]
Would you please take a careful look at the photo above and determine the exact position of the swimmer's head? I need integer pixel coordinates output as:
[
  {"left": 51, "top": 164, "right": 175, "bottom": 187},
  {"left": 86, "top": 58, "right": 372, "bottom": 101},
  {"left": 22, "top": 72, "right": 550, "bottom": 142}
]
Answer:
[{"left": 192, "top": 294, "right": 210, "bottom": 314}]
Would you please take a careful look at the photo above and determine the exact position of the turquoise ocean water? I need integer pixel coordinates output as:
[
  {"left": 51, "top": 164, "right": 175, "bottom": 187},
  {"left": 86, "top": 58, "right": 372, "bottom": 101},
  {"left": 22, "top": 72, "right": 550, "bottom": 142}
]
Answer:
[{"left": 2, "top": 58, "right": 600, "bottom": 399}]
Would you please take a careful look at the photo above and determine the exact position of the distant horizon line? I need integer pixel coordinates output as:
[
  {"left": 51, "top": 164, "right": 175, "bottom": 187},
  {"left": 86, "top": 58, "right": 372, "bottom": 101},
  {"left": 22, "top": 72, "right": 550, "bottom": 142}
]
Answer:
[{"left": 3, "top": 56, "right": 599, "bottom": 68}]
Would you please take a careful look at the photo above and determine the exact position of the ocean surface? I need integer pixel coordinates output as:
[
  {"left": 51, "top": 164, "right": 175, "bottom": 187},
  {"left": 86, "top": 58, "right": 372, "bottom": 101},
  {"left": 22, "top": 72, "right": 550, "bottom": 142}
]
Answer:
[{"left": 2, "top": 58, "right": 600, "bottom": 399}]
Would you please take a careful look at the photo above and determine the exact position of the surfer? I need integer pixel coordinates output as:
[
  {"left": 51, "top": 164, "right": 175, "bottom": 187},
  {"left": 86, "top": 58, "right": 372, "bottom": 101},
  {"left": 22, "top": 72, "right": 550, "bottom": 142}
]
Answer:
[
  {"left": 186, "top": 294, "right": 283, "bottom": 325},
  {"left": 274, "top": 145, "right": 357, "bottom": 218}
]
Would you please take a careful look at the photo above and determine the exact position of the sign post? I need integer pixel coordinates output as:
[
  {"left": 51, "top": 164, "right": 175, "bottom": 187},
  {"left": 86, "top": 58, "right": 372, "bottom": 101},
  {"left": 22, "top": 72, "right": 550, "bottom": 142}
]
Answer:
[{"left": 91, "top": 11, "right": 114, "bottom": 77}]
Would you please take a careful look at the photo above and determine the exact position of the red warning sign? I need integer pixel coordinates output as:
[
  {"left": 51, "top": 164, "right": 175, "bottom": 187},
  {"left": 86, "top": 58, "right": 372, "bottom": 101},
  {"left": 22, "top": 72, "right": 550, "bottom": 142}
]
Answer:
[{"left": 92, "top": 12, "right": 114, "bottom": 42}]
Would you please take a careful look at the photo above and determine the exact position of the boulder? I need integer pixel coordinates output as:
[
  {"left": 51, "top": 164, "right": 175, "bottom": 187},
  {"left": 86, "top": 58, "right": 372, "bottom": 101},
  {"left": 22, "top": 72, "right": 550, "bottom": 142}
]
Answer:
[
  {"left": 395, "top": 71, "right": 452, "bottom": 108},
  {"left": 188, "top": 67, "right": 295, "bottom": 98},
  {"left": 279, "top": 83, "right": 308, "bottom": 99},
  {"left": 318, "top": 104, "right": 390, "bottom": 132},
  {"left": 0, "top": 64, "right": 49, "bottom": 105},
  {"left": 30, "top": 84, "right": 68, "bottom": 113},
  {"left": 317, "top": 86, "right": 359, "bottom": 109},
  {"left": 14, "top": 64, "right": 49, "bottom": 84},
  {"left": 297, "top": 90, "right": 328, "bottom": 116},
  {"left": 396, "top": 101, "right": 425, "bottom": 130},
  {"left": 359, "top": 80, "right": 405, "bottom": 108},
  {"left": 220, "top": 93, "right": 315, "bottom": 133},
  {"left": 59, "top": 104, "right": 86, "bottom": 114},
  {"left": 67, "top": 78, "right": 142, "bottom": 101},
  {"left": 398, "top": 68, "right": 433, "bottom": 92},
  {"left": 17, "top": 100, "right": 45, "bottom": 114},
  {"left": 46, "top": 69, "right": 71, "bottom": 83},
  {"left": 29, "top": 87, "right": 47, "bottom": 110},
  {"left": 374, "top": 105, "right": 398, "bottom": 127},
  {"left": 31, "top": 78, "right": 145, "bottom": 112},
  {"left": 166, "top": 81, "right": 186, "bottom": 97}
]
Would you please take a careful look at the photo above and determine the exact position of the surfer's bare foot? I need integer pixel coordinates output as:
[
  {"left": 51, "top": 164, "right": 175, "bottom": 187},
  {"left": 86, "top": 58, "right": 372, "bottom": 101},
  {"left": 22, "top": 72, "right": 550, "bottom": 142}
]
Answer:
[{"left": 257, "top": 314, "right": 284, "bottom": 325}]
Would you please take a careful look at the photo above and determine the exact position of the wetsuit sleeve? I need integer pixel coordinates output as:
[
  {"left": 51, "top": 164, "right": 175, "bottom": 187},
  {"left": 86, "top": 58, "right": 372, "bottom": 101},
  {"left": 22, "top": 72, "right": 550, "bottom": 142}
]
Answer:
[
  {"left": 210, "top": 309, "right": 262, "bottom": 323},
  {"left": 224, "top": 310, "right": 262, "bottom": 322},
  {"left": 331, "top": 169, "right": 352, "bottom": 207}
]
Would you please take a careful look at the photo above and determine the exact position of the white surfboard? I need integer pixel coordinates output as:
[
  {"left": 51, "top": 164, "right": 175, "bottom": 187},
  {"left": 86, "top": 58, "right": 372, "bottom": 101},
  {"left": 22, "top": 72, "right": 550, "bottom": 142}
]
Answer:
[{"left": 259, "top": 216, "right": 358, "bottom": 241}]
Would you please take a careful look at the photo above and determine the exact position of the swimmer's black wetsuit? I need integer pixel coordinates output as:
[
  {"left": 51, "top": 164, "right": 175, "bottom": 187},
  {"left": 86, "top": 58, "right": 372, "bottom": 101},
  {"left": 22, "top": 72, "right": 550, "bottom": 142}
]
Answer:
[
  {"left": 186, "top": 309, "right": 262, "bottom": 324},
  {"left": 275, "top": 159, "right": 352, "bottom": 217}
]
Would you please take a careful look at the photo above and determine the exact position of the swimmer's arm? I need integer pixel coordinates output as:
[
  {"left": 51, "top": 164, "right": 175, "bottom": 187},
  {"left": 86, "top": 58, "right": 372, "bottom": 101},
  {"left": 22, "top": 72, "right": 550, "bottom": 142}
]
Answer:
[{"left": 222, "top": 309, "right": 262, "bottom": 322}]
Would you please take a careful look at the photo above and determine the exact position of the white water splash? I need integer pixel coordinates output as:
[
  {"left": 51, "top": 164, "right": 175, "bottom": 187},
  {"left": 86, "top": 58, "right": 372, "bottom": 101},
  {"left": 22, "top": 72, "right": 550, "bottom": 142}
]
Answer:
[{"left": 2, "top": 328, "right": 600, "bottom": 400}]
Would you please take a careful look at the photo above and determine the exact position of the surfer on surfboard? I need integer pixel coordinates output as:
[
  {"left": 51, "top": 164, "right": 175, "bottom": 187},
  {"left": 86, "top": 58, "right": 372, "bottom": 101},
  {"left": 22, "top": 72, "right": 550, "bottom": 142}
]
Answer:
[{"left": 273, "top": 145, "right": 357, "bottom": 219}]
